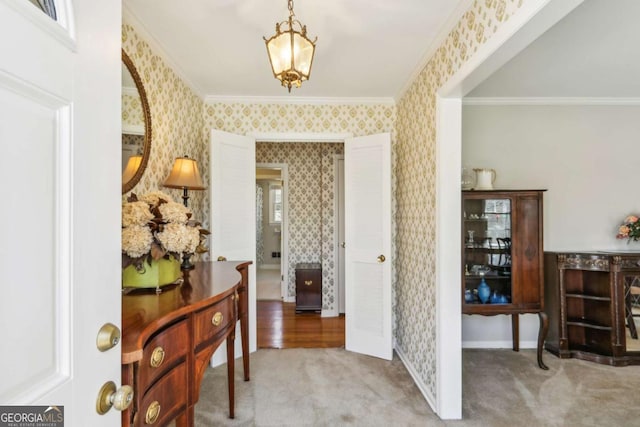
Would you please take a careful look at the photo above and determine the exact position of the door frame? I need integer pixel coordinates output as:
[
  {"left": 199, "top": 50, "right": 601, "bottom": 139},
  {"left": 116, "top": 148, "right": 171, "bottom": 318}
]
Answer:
[
  {"left": 256, "top": 162, "right": 289, "bottom": 301},
  {"left": 249, "top": 132, "right": 352, "bottom": 316},
  {"left": 334, "top": 154, "right": 345, "bottom": 314}
]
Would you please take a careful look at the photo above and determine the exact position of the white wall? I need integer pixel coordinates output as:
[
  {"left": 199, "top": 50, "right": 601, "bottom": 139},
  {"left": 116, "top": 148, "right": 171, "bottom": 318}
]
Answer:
[{"left": 461, "top": 104, "right": 640, "bottom": 347}]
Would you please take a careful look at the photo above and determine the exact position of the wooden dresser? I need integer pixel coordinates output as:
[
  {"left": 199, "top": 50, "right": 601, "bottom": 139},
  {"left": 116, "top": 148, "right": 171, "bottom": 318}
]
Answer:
[{"left": 121, "top": 261, "right": 251, "bottom": 426}]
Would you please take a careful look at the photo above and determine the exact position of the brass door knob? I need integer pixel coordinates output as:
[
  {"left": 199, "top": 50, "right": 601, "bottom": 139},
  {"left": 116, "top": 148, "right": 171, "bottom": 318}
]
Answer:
[
  {"left": 96, "top": 381, "right": 133, "bottom": 414},
  {"left": 377, "top": 255, "right": 386, "bottom": 263}
]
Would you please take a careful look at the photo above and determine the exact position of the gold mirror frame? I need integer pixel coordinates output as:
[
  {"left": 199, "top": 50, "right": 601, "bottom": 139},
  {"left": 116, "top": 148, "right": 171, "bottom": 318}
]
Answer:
[{"left": 122, "top": 49, "right": 152, "bottom": 194}]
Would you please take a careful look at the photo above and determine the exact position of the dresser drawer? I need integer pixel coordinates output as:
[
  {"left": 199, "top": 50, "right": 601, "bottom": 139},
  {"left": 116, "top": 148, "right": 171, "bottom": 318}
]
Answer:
[
  {"left": 138, "top": 320, "right": 189, "bottom": 393},
  {"left": 194, "top": 294, "right": 235, "bottom": 347},
  {"left": 136, "top": 361, "right": 188, "bottom": 427}
]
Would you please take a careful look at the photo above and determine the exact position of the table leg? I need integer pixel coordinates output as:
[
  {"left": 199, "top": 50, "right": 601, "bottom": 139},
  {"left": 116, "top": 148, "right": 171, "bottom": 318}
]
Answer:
[
  {"left": 175, "top": 406, "right": 192, "bottom": 427},
  {"left": 227, "top": 334, "right": 235, "bottom": 419},
  {"left": 511, "top": 314, "right": 519, "bottom": 352},
  {"left": 241, "top": 313, "right": 250, "bottom": 381},
  {"left": 537, "top": 311, "right": 549, "bottom": 370}
]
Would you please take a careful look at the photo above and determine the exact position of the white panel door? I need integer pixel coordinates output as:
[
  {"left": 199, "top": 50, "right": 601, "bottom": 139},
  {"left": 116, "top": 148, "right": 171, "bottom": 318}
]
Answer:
[
  {"left": 0, "top": 0, "right": 121, "bottom": 425},
  {"left": 345, "top": 133, "right": 392, "bottom": 360},
  {"left": 210, "top": 129, "right": 257, "bottom": 366}
]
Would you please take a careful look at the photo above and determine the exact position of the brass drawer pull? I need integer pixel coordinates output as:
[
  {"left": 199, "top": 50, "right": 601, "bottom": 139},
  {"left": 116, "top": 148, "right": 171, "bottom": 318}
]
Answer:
[
  {"left": 150, "top": 346, "right": 165, "bottom": 368},
  {"left": 304, "top": 280, "right": 313, "bottom": 286},
  {"left": 212, "top": 312, "right": 224, "bottom": 326},
  {"left": 145, "top": 401, "right": 161, "bottom": 424}
]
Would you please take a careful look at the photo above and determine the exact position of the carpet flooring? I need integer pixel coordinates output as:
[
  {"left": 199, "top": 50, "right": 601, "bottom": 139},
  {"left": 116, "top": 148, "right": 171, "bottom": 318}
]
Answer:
[{"left": 193, "top": 348, "right": 640, "bottom": 427}]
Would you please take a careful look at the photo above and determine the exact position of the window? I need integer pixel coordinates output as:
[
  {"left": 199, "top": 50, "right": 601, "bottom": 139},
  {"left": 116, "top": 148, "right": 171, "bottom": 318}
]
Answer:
[{"left": 269, "top": 184, "right": 282, "bottom": 224}]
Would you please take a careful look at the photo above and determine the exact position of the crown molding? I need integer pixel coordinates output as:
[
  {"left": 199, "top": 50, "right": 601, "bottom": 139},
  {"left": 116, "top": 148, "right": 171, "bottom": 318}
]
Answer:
[
  {"left": 463, "top": 97, "right": 640, "bottom": 106},
  {"left": 248, "top": 132, "right": 353, "bottom": 142},
  {"left": 395, "top": 0, "right": 475, "bottom": 102},
  {"left": 122, "top": 5, "right": 205, "bottom": 100},
  {"left": 204, "top": 95, "right": 395, "bottom": 106}
]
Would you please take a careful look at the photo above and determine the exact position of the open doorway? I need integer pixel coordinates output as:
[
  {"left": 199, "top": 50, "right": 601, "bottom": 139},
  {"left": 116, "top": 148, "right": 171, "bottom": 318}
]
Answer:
[
  {"left": 255, "top": 141, "right": 347, "bottom": 349},
  {"left": 256, "top": 165, "right": 287, "bottom": 301}
]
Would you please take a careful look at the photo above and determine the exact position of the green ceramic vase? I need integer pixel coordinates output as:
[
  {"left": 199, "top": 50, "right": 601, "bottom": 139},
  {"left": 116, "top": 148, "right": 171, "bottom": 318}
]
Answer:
[{"left": 122, "top": 257, "right": 181, "bottom": 289}]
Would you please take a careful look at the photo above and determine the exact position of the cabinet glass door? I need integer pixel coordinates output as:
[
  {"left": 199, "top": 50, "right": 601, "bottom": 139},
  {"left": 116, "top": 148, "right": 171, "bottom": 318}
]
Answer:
[
  {"left": 463, "top": 198, "right": 512, "bottom": 305},
  {"left": 624, "top": 273, "right": 640, "bottom": 353}
]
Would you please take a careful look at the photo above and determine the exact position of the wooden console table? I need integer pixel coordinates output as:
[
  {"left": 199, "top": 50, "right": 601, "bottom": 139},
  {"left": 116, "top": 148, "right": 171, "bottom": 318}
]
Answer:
[{"left": 121, "top": 261, "right": 251, "bottom": 426}]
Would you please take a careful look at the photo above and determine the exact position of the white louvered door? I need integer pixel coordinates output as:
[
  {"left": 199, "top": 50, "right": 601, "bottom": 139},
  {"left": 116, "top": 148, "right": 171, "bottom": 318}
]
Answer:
[
  {"left": 209, "top": 129, "right": 257, "bottom": 366},
  {"left": 344, "top": 133, "right": 392, "bottom": 360}
]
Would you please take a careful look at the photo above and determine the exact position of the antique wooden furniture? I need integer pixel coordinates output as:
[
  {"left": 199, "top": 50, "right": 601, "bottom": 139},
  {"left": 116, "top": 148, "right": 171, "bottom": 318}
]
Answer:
[
  {"left": 462, "top": 190, "right": 548, "bottom": 369},
  {"left": 121, "top": 261, "right": 251, "bottom": 426},
  {"left": 544, "top": 251, "right": 640, "bottom": 366},
  {"left": 295, "top": 263, "right": 322, "bottom": 312}
]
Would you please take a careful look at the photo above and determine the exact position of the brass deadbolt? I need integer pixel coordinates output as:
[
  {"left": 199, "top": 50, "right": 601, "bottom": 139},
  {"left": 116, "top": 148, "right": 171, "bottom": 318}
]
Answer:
[{"left": 96, "top": 323, "right": 121, "bottom": 352}]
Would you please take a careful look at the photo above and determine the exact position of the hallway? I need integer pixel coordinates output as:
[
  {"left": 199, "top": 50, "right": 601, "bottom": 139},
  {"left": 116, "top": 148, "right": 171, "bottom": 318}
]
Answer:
[{"left": 257, "top": 301, "right": 345, "bottom": 349}]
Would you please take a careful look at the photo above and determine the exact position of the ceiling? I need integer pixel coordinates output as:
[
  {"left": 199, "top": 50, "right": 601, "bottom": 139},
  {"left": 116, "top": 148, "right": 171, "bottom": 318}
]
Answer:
[
  {"left": 123, "top": 0, "right": 640, "bottom": 102},
  {"left": 468, "top": 0, "right": 640, "bottom": 98},
  {"left": 123, "top": 0, "right": 467, "bottom": 100}
]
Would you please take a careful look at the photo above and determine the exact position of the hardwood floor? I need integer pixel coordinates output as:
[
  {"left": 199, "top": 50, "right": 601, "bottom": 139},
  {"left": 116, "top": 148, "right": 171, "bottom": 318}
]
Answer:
[{"left": 257, "top": 300, "right": 345, "bottom": 349}]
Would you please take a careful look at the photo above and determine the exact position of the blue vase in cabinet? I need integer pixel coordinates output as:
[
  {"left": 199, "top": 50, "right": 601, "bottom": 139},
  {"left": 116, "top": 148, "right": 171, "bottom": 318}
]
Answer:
[
  {"left": 477, "top": 277, "right": 490, "bottom": 304},
  {"left": 490, "top": 291, "right": 501, "bottom": 304}
]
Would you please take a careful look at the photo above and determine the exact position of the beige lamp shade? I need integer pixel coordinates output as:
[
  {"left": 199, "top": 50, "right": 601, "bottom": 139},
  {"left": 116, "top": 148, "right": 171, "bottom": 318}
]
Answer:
[
  {"left": 163, "top": 156, "right": 205, "bottom": 190},
  {"left": 122, "top": 154, "right": 143, "bottom": 184}
]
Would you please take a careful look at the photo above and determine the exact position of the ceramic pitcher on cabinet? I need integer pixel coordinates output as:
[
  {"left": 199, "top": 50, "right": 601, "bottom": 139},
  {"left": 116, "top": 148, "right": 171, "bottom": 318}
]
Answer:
[{"left": 473, "top": 168, "right": 496, "bottom": 190}]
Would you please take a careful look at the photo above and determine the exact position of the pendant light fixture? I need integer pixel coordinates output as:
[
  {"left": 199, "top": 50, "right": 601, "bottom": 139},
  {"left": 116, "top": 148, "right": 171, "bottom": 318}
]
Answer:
[{"left": 263, "top": 0, "right": 317, "bottom": 92}]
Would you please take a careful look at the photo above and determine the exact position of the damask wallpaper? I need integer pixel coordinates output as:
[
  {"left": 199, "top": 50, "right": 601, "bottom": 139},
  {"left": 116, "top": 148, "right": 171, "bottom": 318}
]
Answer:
[
  {"left": 395, "top": 0, "right": 529, "bottom": 401},
  {"left": 122, "top": 92, "right": 144, "bottom": 130},
  {"left": 121, "top": 23, "right": 207, "bottom": 228}
]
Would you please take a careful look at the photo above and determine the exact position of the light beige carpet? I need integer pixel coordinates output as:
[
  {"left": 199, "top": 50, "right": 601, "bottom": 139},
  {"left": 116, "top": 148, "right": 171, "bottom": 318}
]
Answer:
[
  {"left": 194, "top": 348, "right": 640, "bottom": 426},
  {"left": 256, "top": 268, "right": 282, "bottom": 301}
]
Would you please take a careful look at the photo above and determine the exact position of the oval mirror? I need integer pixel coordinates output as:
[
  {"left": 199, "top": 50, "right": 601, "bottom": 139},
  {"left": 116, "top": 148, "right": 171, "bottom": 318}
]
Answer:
[{"left": 121, "top": 49, "right": 151, "bottom": 194}]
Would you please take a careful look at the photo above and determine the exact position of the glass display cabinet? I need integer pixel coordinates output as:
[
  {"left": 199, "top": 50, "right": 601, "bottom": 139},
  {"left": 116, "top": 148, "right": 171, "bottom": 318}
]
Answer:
[{"left": 462, "top": 189, "right": 548, "bottom": 369}]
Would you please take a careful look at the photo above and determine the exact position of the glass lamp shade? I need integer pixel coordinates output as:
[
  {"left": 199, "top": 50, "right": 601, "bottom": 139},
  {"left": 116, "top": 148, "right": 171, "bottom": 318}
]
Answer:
[
  {"left": 122, "top": 154, "right": 143, "bottom": 184},
  {"left": 265, "top": 24, "right": 315, "bottom": 91},
  {"left": 163, "top": 157, "right": 205, "bottom": 190}
]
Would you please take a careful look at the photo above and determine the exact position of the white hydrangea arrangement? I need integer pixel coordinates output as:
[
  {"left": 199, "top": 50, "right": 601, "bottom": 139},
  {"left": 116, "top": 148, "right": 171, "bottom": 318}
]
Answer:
[{"left": 122, "top": 191, "right": 209, "bottom": 272}]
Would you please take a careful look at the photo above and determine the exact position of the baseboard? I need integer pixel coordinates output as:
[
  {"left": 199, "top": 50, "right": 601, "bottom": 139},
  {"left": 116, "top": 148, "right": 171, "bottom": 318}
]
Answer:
[
  {"left": 321, "top": 308, "right": 338, "bottom": 317},
  {"left": 395, "top": 346, "right": 437, "bottom": 414},
  {"left": 258, "top": 264, "right": 280, "bottom": 270},
  {"left": 462, "top": 340, "right": 537, "bottom": 349}
]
